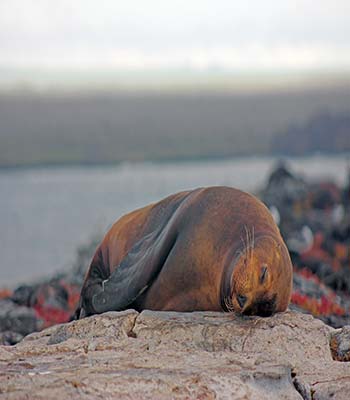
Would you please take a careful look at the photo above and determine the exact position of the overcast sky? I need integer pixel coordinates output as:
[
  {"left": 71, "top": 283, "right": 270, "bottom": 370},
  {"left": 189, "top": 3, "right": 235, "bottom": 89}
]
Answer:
[{"left": 1, "top": 0, "right": 350, "bottom": 71}]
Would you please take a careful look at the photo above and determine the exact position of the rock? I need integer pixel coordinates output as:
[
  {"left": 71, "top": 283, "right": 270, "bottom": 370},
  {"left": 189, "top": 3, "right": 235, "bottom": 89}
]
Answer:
[
  {"left": 0, "top": 299, "right": 39, "bottom": 337},
  {"left": 0, "top": 331, "right": 23, "bottom": 346},
  {"left": 264, "top": 162, "right": 308, "bottom": 204},
  {"left": 1, "top": 310, "right": 350, "bottom": 399},
  {"left": 330, "top": 326, "right": 350, "bottom": 362},
  {"left": 11, "top": 285, "right": 36, "bottom": 306}
]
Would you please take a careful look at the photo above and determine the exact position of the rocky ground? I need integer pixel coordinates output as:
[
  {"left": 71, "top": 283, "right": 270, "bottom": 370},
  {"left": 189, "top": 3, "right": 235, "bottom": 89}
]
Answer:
[{"left": 1, "top": 309, "right": 350, "bottom": 399}]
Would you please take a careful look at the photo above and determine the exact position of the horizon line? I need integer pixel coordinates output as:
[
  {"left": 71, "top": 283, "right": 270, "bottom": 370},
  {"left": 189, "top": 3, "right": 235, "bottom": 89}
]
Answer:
[{"left": 1, "top": 68, "right": 350, "bottom": 95}]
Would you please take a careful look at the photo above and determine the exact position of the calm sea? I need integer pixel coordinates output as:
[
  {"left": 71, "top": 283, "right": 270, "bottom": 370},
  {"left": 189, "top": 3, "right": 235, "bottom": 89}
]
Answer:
[{"left": 0, "top": 155, "right": 348, "bottom": 287}]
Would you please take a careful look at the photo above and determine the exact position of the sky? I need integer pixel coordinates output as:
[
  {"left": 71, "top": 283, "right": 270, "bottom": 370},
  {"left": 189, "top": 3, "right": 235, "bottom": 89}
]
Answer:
[{"left": 0, "top": 1, "right": 350, "bottom": 88}]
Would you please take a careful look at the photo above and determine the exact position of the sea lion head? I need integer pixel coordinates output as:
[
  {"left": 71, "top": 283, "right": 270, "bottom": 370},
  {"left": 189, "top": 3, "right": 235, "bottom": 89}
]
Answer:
[{"left": 225, "top": 234, "right": 293, "bottom": 317}]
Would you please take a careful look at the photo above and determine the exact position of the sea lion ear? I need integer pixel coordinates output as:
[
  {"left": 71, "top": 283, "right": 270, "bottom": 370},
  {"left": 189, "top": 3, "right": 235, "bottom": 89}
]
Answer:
[{"left": 260, "top": 265, "right": 268, "bottom": 284}]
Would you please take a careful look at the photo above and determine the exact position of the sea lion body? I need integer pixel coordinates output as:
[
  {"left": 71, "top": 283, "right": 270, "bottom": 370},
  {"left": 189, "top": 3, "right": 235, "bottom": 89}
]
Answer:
[{"left": 78, "top": 187, "right": 293, "bottom": 318}]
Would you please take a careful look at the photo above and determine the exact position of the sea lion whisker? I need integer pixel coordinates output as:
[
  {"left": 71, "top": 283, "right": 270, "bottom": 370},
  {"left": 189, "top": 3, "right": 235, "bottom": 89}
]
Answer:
[
  {"left": 249, "top": 225, "right": 253, "bottom": 259},
  {"left": 251, "top": 225, "right": 255, "bottom": 261},
  {"left": 240, "top": 235, "right": 247, "bottom": 259},
  {"left": 224, "top": 296, "right": 235, "bottom": 313},
  {"left": 248, "top": 225, "right": 253, "bottom": 260},
  {"left": 244, "top": 225, "right": 253, "bottom": 261},
  {"left": 240, "top": 227, "right": 252, "bottom": 264},
  {"left": 244, "top": 225, "right": 249, "bottom": 259}
]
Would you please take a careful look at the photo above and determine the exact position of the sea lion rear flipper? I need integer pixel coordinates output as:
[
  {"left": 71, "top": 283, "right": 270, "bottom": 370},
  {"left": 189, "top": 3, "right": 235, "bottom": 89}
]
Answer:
[{"left": 91, "top": 225, "right": 178, "bottom": 314}]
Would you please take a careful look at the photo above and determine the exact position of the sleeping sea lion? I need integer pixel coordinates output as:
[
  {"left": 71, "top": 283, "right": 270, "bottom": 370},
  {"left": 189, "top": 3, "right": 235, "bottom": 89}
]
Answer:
[{"left": 77, "top": 186, "right": 293, "bottom": 318}]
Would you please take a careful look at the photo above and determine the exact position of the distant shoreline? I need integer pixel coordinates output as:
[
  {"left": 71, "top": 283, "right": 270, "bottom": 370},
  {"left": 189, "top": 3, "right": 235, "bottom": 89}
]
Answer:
[
  {"left": 0, "top": 152, "right": 349, "bottom": 173},
  {"left": 2, "top": 69, "right": 350, "bottom": 95},
  {"left": 1, "top": 88, "right": 349, "bottom": 170}
]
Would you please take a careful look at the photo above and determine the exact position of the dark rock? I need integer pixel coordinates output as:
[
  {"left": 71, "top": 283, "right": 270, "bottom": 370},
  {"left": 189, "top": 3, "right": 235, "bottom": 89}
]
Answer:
[
  {"left": 330, "top": 326, "right": 350, "bottom": 361},
  {"left": 31, "top": 282, "right": 69, "bottom": 309},
  {"left": 11, "top": 285, "right": 36, "bottom": 306},
  {"left": 0, "top": 299, "right": 39, "bottom": 337},
  {"left": 262, "top": 161, "right": 308, "bottom": 208},
  {"left": 0, "top": 331, "right": 23, "bottom": 346}
]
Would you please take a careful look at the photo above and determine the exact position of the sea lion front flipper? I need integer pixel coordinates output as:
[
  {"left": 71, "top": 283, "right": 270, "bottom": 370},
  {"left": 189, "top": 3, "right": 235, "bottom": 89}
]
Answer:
[{"left": 91, "top": 224, "right": 178, "bottom": 314}]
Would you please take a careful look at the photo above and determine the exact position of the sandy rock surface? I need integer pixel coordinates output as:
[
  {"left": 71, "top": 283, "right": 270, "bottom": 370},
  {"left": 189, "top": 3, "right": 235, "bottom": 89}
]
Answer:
[{"left": 1, "top": 310, "right": 350, "bottom": 399}]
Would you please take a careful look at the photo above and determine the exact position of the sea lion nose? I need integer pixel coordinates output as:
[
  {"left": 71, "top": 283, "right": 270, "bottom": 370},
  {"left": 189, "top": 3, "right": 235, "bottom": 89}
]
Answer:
[{"left": 237, "top": 295, "right": 247, "bottom": 308}]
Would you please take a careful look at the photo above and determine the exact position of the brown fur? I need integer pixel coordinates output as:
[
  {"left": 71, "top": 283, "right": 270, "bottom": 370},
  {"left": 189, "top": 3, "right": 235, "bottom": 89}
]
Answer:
[{"left": 78, "top": 187, "right": 293, "bottom": 317}]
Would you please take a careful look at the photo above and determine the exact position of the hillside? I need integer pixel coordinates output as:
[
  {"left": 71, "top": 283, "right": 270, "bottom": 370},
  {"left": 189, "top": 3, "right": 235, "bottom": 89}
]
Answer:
[
  {"left": 271, "top": 111, "right": 350, "bottom": 155},
  {"left": 0, "top": 86, "right": 350, "bottom": 167}
]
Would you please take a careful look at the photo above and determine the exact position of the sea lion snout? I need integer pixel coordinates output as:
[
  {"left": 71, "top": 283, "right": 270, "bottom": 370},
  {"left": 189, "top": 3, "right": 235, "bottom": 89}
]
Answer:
[
  {"left": 241, "top": 294, "right": 277, "bottom": 317},
  {"left": 228, "top": 233, "right": 292, "bottom": 317}
]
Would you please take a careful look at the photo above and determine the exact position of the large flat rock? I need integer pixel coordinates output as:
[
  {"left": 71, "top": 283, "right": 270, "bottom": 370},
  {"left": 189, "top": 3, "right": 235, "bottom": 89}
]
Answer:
[{"left": 1, "top": 310, "right": 349, "bottom": 399}]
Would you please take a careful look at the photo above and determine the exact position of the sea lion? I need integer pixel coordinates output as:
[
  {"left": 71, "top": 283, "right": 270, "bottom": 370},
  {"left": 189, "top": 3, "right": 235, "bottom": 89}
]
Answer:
[{"left": 77, "top": 186, "right": 293, "bottom": 318}]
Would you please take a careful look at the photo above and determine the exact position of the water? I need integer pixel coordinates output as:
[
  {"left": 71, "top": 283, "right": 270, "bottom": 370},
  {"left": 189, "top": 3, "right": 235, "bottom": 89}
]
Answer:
[{"left": 0, "top": 155, "right": 348, "bottom": 287}]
